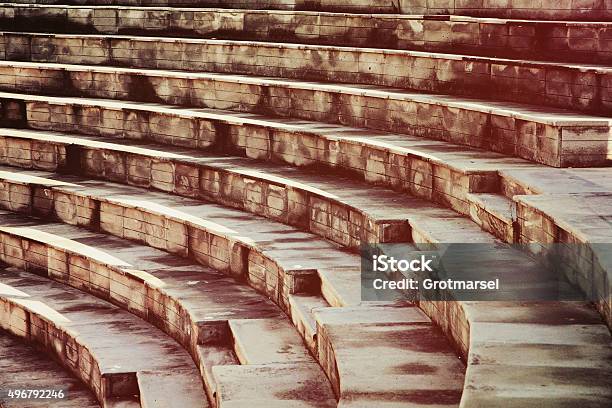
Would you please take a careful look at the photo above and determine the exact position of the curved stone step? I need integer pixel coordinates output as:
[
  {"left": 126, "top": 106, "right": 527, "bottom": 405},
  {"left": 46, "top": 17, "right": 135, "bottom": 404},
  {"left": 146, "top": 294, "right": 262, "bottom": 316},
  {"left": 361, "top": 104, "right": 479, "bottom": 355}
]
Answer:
[
  {"left": 0, "top": 163, "right": 468, "bottom": 405},
  {"left": 1, "top": 0, "right": 610, "bottom": 20},
  {"left": 0, "top": 165, "right": 370, "bottom": 306},
  {"left": 3, "top": 32, "right": 610, "bottom": 115},
  {"left": 1, "top": 4, "right": 610, "bottom": 64},
  {"left": 3, "top": 94, "right": 608, "bottom": 256},
  {"left": 0, "top": 329, "right": 100, "bottom": 407},
  {"left": 0, "top": 267, "right": 208, "bottom": 407},
  {"left": 0, "top": 165, "right": 610, "bottom": 405},
  {"left": 0, "top": 129, "right": 496, "bottom": 249},
  {"left": 0, "top": 63, "right": 609, "bottom": 167},
  {"left": 0, "top": 209, "right": 464, "bottom": 406},
  {"left": 0, "top": 211, "right": 338, "bottom": 407},
  {"left": 0, "top": 91, "right": 537, "bottom": 216}
]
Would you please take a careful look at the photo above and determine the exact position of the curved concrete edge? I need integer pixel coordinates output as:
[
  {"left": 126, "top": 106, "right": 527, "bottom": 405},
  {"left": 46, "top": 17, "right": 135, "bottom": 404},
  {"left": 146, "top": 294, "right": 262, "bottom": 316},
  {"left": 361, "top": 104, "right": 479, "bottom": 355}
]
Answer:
[
  {"left": 0, "top": 214, "right": 335, "bottom": 407},
  {"left": 0, "top": 290, "right": 140, "bottom": 406},
  {"left": 0, "top": 129, "right": 414, "bottom": 250},
  {"left": 0, "top": 91, "right": 533, "bottom": 218},
  {"left": 1, "top": 32, "right": 610, "bottom": 116},
  {"left": 1, "top": 60, "right": 610, "bottom": 166},
  {"left": 1, "top": 4, "right": 609, "bottom": 64},
  {"left": 1, "top": 0, "right": 611, "bottom": 20}
]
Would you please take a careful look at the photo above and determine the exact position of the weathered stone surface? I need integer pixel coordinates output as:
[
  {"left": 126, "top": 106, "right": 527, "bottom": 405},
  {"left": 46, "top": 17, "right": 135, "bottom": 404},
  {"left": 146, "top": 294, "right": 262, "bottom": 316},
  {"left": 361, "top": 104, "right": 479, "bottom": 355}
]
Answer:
[
  {"left": 0, "top": 330, "right": 100, "bottom": 408},
  {"left": 2, "top": 32, "right": 610, "bottom": 114},
  {"left": 212, "top": 363, "right": 336, "bottom": 408},
  {"left": 1, "top": 0, "right": 611, "bottom": 406},
  {"left": 2, "top": 0, "right": 611, "bottom": 20},
  {"left": 1, "top": 62, "right": 610, "bottom": 166},
  {"left": 2, "top": 5, "right": 610, "bottom": 63},
  {"left": 0, "top": 267, "right": 207, "bottom": 407}
]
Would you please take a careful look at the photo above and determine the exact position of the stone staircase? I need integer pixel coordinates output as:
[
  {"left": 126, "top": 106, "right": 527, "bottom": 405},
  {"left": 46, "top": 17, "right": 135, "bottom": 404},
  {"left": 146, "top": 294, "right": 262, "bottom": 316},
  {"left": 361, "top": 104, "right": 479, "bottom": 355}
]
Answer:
[
  {"left": 0, "top": 329, "right": 99, "bottom": 407},
  {"left": 0, "top": 1, "right": 611, "bottom": 408}
]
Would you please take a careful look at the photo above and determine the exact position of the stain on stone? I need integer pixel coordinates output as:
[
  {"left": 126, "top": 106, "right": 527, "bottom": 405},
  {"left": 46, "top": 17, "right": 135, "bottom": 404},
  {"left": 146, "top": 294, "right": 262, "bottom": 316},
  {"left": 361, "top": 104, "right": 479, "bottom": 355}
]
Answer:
[
  {"left": 61, "top": 144, "right": 84, "bottom": 175},
  {"left": 391, "top": 362, "right": 439, "bottom": 375},
  {"left": 126, "top": 75, "right": 164, "bottom": 104},
  {"left": 345, "top": 389, "right": 462, "bottom": 404},
  {"left": 0, "top": 99, "right": 27, "bottom": 128}
]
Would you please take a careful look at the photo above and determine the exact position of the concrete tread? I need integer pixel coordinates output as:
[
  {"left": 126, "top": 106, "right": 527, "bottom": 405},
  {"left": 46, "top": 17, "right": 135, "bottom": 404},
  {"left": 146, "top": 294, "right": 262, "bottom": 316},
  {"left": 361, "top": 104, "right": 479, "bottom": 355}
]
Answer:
[
  {"left": 0, "top": 330, "right": 100, "bottom": 408},
  {"left": 5, "top": 31, "right": 612, "bottom": 72},
  {"left": 1, "top": 0, "right": 610, "bottom": 20},
  {"left": 1, "top": 61, "right": 609, "bottom": 126},
  {"left": 0, "top": 267, "right": 207, "bottom": 407}
]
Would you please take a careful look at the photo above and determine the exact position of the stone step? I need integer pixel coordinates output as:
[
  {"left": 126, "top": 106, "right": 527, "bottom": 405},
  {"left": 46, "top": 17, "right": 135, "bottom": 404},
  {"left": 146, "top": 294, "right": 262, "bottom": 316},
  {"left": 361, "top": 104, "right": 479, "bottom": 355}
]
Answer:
[
  {"left": 314, "top": 305, "right": 465, "bottom": 406},
  {"left": 228, "top": 319, "right": 313, "bottom": 365},
  {"left": 515, "top": 192, "right": 612, "bottom": 327},
  {"left": 0, "top": 267, "right": 208, "bottom": 407},
  {"left": 1, "top": 179, "right": 610, "bottom": 406},
  {"left": 195, "top": 344, "right": 238, "bottom": 404},
  {"left": 3, "top": 32, "right": 611, "bottom": 115},
  {"left": 1, "top": 4, "right": 610, "bottom": 64},
  {"left": 0, "top": 91, "right": 537, "bottom": 217},
  {"left": 466, "top": 193, "right": 516, "bottom": 243},
  {"left": 1, "top": 0, "right": 611, "bottom": 20},
  {"left": 471, "top": 166, "right": 612, "bottom": 328},
  {"left": 211, "top": 363, "right": 336, "bottom": 408},
  {"left": 0, "top": 129, "right": 497, "bottom": 250},
  {"left": 0, "top": 329, "right": 100, "bottom": 408},
  {"left": 0, "top": 210, "right": 339, "bottom": 406},
  {"left": 0, "top": 211, "right": 459, "bottom": 406},
  {"left": 499, "top": 166, "right": 612, "bottom": 198},
  {"left": 0, "top": 63, "right": 609, "bottom": 167},
  {"left": 0, "top": 134, "right": 606, "bottom": 323},
  {"left": 0, "top": 164, "right": 367, "bottom": 306},
  {"left": 462, "top": 302, "right": 612, "bottom": 407},
  {"left": 287, "top": 294, "right": 328, "bottom": 353}
]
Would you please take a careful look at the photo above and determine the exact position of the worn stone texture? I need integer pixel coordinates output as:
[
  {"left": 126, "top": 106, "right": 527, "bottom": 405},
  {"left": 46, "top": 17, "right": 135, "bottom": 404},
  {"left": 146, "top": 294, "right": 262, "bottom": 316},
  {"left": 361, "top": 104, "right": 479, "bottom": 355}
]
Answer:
[
  {"left": 0, "top": 267, "right": 206, "bottom": 407},
  {"left": 11, "top": 4, "right": 610, "bottom": 62},
  {"left": 1, "top": 32, "right": 610, "bottom": 115},
  {"left": 1, "top": 1, "right": 612, "bottom": 407},
  {"left": 0, "top": 63, "right": 610, "bottom": 167},
  {"left": 0, "top": 331, "right": 100, "bottom": 408}
]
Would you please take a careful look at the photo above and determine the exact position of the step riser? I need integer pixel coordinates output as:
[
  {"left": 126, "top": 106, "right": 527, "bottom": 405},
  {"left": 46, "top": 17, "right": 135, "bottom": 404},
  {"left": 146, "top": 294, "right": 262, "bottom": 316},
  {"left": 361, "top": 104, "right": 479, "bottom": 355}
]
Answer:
[
  {"left": 0, "top": 296, "right": 136, "bottom": 404},
  {"left": 0, "top": 218, "right": 209, "bottom": 359},
  {"left": 1, "top": 6, "right": 610, "bottom": 64},
  {"left": 468, "top": 204, "right": 515, "bottom": 243},
  {"left": 1, "top": 65, "right": 609, "bottom": 168},
  {"left": 515, "top": 201, "right": 612, "bottom": 329},
  {"left": 467, "top": 197, "right": 517, "bottom": 243},
  {"left": 2, "top": 0, "right": 611, "bottom": 20},
  {"left": 0, "top": 94, "right": 503, "bottom": 218},
  {"left": 0, "top": 218, "right": 331, "bottom": 405},
  {"left": 0, "top": 132, "right": 412, "bottom": 250},
  {"left": 0, "top": 177, "right": 323, "bottom": 312},
  {"left": 2, "top": 33, "right": 610, "bottom": 116}
]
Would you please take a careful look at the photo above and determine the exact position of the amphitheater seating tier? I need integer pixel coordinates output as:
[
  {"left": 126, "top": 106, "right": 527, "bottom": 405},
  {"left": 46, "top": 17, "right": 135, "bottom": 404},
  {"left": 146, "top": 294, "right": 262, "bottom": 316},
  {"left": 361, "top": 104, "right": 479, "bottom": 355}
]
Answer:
[{"left": 0, "top": 1, "right": 611, "bottom": 407}]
